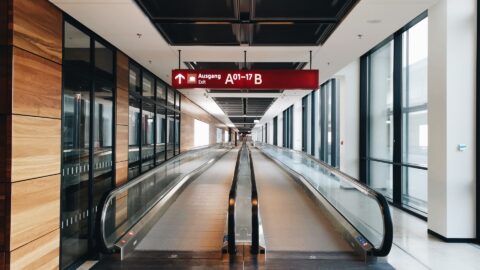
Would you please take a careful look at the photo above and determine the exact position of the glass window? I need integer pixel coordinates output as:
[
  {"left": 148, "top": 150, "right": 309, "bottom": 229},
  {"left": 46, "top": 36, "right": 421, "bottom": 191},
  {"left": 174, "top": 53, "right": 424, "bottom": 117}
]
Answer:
[
  {"left": 142, "top": 72, "right": 154, "bottom": 98},
  {"left": 128, "top": 94, "right": 141, "bottom": 179},
  {"left": 61, "top": 22, "right": 115, "bottom": 270},
  {"left": 402, "top": 17, "right": 428, "bottom": 212},
  {"left": 93, "top": 40, "right": 114, "bottom": 215},
  {"left": 167, "top": 87, "right": 175, "bottom": 106},
  {"left": 61, "top": 22, "right": 91, "bottom": 268},
  {"left": 155, "top": 107, "right": 166, "bottom": 165},
  {"left": 318, "top": 80, "right": 339, "bottom": 167},
  {"left": 273, "top": 116, "right": 278, "bottom": 146},
  {"left": 166, "top": 110, "right": 175, "bottom": 159},
  {"left": 156, "top": 80, "right": 167, "bottom": 104},
  {"left": 175, "top": 91, "right": 181, "bottom": 110},
  {"left": 367, "top": 40, "right": 394, "bottom": 199},
  {"left": 175, "top": 112, "right": 180, "bottom": 155},
  {"left": 369, "top": 160, "right": 393, "bottom": 199},
  {"left": 362, "top": 13, "right": 428, "bottom": 214},
  {"left": 142, "top": 101, "right": 155, "bottom": 172},
  {"left": 369, "top": 40, "right": 394, "bottom": 162},
  {"left": 129, "top": 64, "right": 141, "bottom": 93},
  {"left": 282, "top": 106, "right": 293, "bottom": 149}
]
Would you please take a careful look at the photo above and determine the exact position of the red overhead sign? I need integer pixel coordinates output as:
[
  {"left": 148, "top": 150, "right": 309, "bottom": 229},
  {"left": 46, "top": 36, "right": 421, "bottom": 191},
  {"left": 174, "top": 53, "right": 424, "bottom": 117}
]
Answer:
[{"left": 171, "top": 69, "right": 319, "bottom": 90}]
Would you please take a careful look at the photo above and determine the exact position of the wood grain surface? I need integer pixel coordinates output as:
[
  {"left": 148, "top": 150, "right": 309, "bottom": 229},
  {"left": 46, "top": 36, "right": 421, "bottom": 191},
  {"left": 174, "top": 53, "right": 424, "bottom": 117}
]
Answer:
[
  {"left": 10, "top": 175, "right": 60, "bottom": 250},
  {"left": 12, "top": 0, "right": 62, "bottom": 63},
  {"left": 11, "top": 115, "right": 60, "bottom": 182},
  {"left": 12, "top": 47, "right": 61, "bottom": 119},
  {"left": 9, "top": 229, "right": 59, "bottom": 270}
]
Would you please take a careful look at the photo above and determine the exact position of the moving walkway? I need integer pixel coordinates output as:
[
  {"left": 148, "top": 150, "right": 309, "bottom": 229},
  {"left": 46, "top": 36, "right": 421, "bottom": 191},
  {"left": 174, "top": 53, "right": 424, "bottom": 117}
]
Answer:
[{"left": 93, "top": 142, "right": 393, "bottom": 269}]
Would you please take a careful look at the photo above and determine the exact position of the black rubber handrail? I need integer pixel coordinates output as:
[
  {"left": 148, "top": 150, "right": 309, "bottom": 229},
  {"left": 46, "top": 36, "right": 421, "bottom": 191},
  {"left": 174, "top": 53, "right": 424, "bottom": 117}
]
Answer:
[
  {"left": 227, "top": 143, "right": 244, "bottom": 255},
  {"left": 247, "top": 144, "right": 260, "bottom": 254},
  {"left": 258, "top": 143, "right": 393, "bottom": 257}
]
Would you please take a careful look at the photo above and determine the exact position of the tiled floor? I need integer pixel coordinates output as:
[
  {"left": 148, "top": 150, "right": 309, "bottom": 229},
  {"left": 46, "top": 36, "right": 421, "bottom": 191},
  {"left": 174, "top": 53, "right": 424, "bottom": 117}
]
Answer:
[{"left": 386, "top": 207, "right": 480, "bottom": 270}]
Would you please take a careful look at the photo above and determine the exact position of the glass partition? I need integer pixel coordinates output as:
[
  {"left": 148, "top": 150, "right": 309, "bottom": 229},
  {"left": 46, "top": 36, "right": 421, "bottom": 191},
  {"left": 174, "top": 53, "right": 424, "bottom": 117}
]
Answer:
[
  {"left": 256, "top": 143, "right": 392, "bottom": 254},
  {"left": 100, "top": 145, "right": 228, "bottom": 249}
]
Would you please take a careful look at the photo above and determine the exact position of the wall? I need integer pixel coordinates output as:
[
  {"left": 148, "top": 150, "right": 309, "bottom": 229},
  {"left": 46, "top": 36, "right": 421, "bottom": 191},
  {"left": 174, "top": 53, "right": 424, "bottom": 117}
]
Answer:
[
  {"left": 180, "top": 96, "right": 229, "bottom": 152},
  {"left": 335, "top": 60, "right": 360, "bottom": 178},
  {"left": 293, "top": 100, "right": 303, "bottom": 151},
  {"left": 428, "top": 0, "right": 477, "bottom": 238},
  {"left": 116, "top": 52, "right": 129, "bottom": 187},
  {"left": 0, "top": 0, "right": 62, "bottom": 269}
]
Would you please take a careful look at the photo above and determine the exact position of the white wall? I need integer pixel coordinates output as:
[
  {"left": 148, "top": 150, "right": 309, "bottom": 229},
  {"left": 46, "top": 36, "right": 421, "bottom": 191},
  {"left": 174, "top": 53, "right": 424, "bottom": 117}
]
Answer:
[
  {"left": 428, "top": 0, "right": 477, "bottom": 238},
  {"left": 268, "top": 119, "right": 274, "bottom": 144},
  {"left": 293, "top": 100, "right": 303, "bottom": 151},
  {"left": 334, "top": 60, "right": 360, "bottom": 178},
  {"left": 278, "top": 113, "right": 284, "bottom": 146}
]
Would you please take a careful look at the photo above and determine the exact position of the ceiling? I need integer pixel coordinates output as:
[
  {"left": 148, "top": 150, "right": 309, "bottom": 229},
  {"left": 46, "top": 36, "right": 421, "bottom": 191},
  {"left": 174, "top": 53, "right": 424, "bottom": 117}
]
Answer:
[
  {"left": 134, "top": 0, "right": 359, "bottom": 46},
  {"left": 50, "top": 0, "right": 438, "bottom": 131}
]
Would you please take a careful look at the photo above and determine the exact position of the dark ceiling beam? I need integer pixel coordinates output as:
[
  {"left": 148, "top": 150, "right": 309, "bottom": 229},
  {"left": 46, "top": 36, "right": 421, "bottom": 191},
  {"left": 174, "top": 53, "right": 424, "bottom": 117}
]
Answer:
[{"left": 152, "top": 19, "right": 338, "bottom": 24}]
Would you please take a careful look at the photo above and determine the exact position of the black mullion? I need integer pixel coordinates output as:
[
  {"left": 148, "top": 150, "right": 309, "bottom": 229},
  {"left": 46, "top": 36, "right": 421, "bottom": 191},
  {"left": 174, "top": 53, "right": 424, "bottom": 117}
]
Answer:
[
  {"left": 139, "top": 68, "right": 143, "bottom": 174},
  {"left": 112, "top": 48, "right": 117, "bottom": 191},
  {"left": 302, "top": 96, "right": 307, "bottom": 151},
  {"left": 476, "top": 0, "right": 480, "bottom": 243},
  {"left": 404, "top": 30, "right": 410, "bottom": 198},
  {"left": 178, "top": 92, "right": 181, "bottom": 154},
  {"left": 164, "top": 90, "right": 167, "bottom": 162},
  {"left": 359, "top": 55, "right": 370, "bottom": 184},
  {"left": 153, "top": 79, "right": 157, "bottom": 165},
  {"left": 392, "top": 33, "right": 403, "bottom": 205},
  {"left": 311, "top": 91, "right": 316, "bottom": 156},
  {"left": 172, "top": 91, "right": 175, "bottom": 155},
  {"left": 87, "top": 35, "right": 95, "bottom": 256}
]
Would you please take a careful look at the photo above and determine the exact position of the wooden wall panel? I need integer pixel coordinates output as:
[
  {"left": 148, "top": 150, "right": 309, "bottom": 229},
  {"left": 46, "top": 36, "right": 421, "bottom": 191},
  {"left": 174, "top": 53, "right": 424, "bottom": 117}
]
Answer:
[
  {"left": 11, "top": 116, "right": 60, "bottom": 182},
  {"left": 115, "top": 192, "right": 128, "bottom": 225},
  {"left": 9, "top": 229, "right": 59, "bottom": 270},
  {"left": 180, "top": 113, "right": 194, "bottom": 152},
  {"left": 10, "top": 175, "right": 60, "bottom": 250},
  {"left": 12, "top": 48, "right": 61, "bottom": 119},
  {"left": 12, "top": 0, "right": 62, "bottom": 64},
  {"left": 116, "top": 125, "right": 128, "bottom": 163},
  {"left": 115, "top": 161, "right": 128, "bottom": 187},
  {"left": 117, "top": 51, "right": 129, "bottom": 91},
  {"left": 116, "top": 88, "right": 129, "bottom": 126}
]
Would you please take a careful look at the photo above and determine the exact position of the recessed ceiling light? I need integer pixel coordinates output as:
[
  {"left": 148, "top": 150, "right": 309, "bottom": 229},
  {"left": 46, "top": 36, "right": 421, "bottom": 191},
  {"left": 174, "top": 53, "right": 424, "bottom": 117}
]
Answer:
[{"left": 367, "top": 19, "right": 382, "bottom": 24}]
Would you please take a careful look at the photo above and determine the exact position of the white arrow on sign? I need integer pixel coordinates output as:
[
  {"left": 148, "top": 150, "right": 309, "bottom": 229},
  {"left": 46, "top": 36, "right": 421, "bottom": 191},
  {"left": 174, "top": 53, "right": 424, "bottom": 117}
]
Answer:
[{"left": 175, "top": 73, "right": 185, "bottom": 84}]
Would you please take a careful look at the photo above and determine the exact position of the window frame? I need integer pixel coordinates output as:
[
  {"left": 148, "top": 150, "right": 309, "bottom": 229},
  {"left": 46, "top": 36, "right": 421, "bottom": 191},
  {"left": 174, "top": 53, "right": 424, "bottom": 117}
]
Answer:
[{"left": 359, "top": 11, "right": 428, "bottom": 219}]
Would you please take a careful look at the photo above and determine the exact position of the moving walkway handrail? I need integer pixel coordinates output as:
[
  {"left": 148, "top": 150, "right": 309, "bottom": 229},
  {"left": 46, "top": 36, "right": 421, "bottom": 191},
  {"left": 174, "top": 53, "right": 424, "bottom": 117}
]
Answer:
[
  {"left": 227, "top": 143, "right": 244, "bottom": 254},
  {"left": 247, "top": 145, "right": 260, "bottom": 254},
  {"left": 257, "top": 143, "right": 393, "bottom": 257},
  {"left": 96, "top": 144, "right": 225, "bottom": 253}
]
